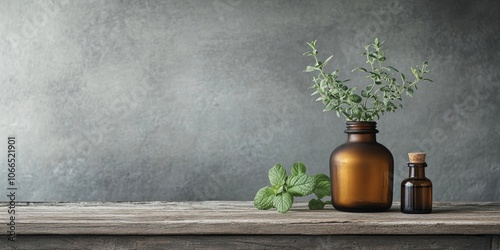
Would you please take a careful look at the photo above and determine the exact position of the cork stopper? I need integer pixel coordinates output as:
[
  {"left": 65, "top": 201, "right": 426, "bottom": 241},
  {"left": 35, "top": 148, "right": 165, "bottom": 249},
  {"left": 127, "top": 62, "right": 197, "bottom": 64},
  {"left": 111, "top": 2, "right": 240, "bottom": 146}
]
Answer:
[{"left": 408, "top": 152, "right": 426, "bottom": 163}]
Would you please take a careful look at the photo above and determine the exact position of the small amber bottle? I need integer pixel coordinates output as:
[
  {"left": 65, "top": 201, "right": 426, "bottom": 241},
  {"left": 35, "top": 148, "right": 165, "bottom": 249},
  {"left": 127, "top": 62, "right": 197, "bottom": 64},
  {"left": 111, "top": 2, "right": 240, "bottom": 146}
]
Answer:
[{"left": 401, "top": 152, "right": 432, "bottom": 214}]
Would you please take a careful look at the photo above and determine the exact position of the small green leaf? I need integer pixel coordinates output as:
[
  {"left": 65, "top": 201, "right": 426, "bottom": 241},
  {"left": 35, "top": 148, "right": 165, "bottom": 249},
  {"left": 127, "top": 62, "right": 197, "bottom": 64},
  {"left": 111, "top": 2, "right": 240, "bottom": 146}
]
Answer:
[
  {"left": 314, "top": 181, "right": 331, "bottom": 199},
  {"left": 308, "top": 198, "right": 325, "bottom": 210},
  {"left": 350, "top": 94, "right": 362, "bottom": 103},
  {"left": 269, "top": 163, "right": 287, "bottom": 186},
  {"left": 353, "top": 107, "right": 362, "bottom": 118},
  {"left": 307, "top": 40, "right": 316, "bottom": 49},
  {"left": 352, "top": 67, "right": 368, "bottom": 73},
  {"left": 323, "top": 103, "right": 335, "bottom": 112},
  {"left": 411, "top": 67, "right": 419, "bottom": 78},
  {"left": 303, "top": 51, "right": 313, "bottom": 56},
  {"left": 273, "top": 192, "right": 293, "bottom": 213},
  {"left": 254, "top": 187, "right": 275, "bottom": 210},
  {"left": 305, "top": 66, "right": 316, "bottom": 72},
  {"left": 314, "top": 173, "right": 330, "bottom": 182},
  {"left": 323, "top": 55, "right": 333, "bottom": 65},
  {"left": 406, "top": 88, "right": 414, "bottom": 97},
  {"left": 401, "top": 73, "right": 406, "bottom": 83},
  {"left": 313, "top": 174, "right": 331, "bottom": 199},
  {"left": 383, "top": 98, "right": 389, "bottom": 106},
  {"left": 386, "top": 66, "right": 399, "bottom": 72},
  {"left": 276, "top": 185, "right": 284, "bottom": 194},
  {"left": 291, "top": 162, "right": 307, "bottom": 176},
  {"left": 287, "top": 173, "right": 315, "bottom": 196}
]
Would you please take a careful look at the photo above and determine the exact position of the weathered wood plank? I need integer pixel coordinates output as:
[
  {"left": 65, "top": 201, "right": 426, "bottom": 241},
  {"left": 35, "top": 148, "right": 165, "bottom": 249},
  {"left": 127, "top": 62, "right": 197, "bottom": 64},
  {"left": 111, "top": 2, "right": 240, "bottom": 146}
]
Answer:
[
  {"left": 492, "top": 235, "right": 500, "bottom": 250},
  {"left": 0, "top": 201, "right": 499, "bottom": 235},
  {"left": 0, "top": 235, "right": 493, "bottom": 250}
]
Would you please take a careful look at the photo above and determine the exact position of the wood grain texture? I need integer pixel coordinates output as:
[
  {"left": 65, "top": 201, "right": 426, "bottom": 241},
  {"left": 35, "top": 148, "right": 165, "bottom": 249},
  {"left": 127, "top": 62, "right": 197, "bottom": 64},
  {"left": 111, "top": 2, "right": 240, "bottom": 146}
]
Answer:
[
  {"left": 492, "top": 235, "right": 500, "bottom": 250},
  {"left": 0, "top": 235, "right": 493, "bottom": 250},
  {"left": 0, "top": 201, "right": 499, "bottom": 235}
]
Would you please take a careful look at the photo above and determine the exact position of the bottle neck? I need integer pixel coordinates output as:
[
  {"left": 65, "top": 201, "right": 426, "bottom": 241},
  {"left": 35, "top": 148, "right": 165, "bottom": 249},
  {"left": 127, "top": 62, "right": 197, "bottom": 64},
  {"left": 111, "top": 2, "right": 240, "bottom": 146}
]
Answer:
[
  {"left": 345, "top": 121, "right": 378, "bottom": 142},
  {"left": 408, "top": 163, "right": 427, "bottom": 178},
  {"left": 347, "top": 133, "right": 377, "bottom": 142}
]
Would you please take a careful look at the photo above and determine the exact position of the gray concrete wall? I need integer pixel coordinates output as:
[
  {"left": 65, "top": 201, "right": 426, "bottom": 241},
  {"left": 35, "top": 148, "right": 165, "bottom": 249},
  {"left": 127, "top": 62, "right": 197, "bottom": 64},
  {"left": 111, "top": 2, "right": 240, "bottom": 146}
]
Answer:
[{"left": 0, "top": 0, "right": 499, "bottom": 202}]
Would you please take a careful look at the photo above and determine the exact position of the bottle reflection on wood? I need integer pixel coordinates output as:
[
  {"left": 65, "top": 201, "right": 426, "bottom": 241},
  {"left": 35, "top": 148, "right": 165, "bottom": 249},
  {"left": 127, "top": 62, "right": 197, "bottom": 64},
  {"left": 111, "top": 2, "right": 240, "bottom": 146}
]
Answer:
[{"left": 401, "top": 152, "right": 432, "bottom": 214}]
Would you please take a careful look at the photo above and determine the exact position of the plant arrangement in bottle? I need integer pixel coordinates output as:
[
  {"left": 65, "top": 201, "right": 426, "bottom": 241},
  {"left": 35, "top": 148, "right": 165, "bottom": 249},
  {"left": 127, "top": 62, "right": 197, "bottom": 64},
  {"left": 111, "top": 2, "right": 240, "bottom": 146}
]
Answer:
[
  {"left": 303, "top": 38, "right": 432, "bottom": 212},
  {"left": 253, "top": 38, "right": 432, "bottom": 214}
]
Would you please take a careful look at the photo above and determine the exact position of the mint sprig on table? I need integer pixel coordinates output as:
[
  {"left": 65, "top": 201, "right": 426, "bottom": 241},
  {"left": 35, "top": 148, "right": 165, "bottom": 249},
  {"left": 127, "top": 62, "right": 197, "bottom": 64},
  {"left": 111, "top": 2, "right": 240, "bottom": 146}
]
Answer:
[{"left": 254, "top": 162, "right": 332, "bottom": 213}]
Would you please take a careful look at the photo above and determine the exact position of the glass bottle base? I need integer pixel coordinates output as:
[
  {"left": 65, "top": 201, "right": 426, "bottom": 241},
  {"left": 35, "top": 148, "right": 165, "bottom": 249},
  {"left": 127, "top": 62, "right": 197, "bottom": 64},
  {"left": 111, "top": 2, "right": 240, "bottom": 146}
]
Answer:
[
  {"left": 333, "top": 203, "right": 392, "bottom": 212},
  {"left": 401, "top": 208, "right": 432, "bottom": 214}
]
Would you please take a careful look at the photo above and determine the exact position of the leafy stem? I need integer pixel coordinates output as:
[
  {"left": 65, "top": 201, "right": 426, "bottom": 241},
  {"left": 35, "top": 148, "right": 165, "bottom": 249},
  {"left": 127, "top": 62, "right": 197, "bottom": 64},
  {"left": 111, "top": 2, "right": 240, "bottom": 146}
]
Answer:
[{"left": 304, "top": 38, "right": 433, "bottom": 121}]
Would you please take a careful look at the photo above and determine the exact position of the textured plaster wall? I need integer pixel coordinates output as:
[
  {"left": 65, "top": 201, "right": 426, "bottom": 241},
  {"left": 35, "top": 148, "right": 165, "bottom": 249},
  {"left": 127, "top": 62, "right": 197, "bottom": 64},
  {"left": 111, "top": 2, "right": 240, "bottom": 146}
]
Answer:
[{"left": 0, "top": 0, "right": 499, "bottom": 202}]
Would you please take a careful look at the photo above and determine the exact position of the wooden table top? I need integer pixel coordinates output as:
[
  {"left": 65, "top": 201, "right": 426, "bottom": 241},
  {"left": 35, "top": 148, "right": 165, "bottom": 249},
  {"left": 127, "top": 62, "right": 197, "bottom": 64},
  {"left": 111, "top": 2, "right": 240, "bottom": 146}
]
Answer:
[{"left": 1, "top": 201, "right": 499, "bottom": 235}]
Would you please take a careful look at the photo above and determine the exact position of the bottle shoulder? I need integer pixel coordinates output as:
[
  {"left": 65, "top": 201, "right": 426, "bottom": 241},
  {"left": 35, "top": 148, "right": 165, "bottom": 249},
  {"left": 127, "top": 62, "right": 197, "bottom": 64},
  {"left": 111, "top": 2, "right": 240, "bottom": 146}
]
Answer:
[
  {"left": 401, "top": 177, "right": 432, "bottom": 187},
  {"left": 332, "top": 141, "right": 392, "bottom": 155}
]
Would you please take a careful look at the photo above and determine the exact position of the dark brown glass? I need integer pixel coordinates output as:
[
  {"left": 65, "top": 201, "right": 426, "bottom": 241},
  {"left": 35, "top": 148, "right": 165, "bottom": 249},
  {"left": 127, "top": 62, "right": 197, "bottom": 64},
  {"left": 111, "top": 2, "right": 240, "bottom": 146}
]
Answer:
[
  {"left": 330, "top": 122, "right": 394, "bottom": 212},
  {"left": 401, "top": 163, "right": 432, "bottom": 213}
]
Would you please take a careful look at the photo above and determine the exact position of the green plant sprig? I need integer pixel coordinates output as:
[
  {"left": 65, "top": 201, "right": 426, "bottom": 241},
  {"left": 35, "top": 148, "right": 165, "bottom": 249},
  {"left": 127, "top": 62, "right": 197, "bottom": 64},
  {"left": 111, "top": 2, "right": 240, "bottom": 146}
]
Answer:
[
  {"left": 253, "top": 162, "right": 332, "bottom": 213},
  {"left": 304, "top": 38, "right": 433, "bottom": 121}
]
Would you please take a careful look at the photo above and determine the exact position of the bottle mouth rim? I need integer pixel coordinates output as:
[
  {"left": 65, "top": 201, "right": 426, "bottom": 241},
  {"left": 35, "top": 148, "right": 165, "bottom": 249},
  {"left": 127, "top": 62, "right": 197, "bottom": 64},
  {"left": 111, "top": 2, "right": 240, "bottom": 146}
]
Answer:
[
  {"left": 345, "top": 121, "right": 378, "bottom": 133},
  {"left": 346, "top": 121, "right": 377, "bottom": 124},
  {"left": 345, "top": 130, "right": 379, "bottom": 134}
]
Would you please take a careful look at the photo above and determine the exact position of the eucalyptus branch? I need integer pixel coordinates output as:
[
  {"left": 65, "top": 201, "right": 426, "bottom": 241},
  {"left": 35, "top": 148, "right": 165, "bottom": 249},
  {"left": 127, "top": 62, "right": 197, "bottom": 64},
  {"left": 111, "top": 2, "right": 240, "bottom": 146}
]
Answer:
[{"left": 304, "top": 38, "right": 433, "bottom": 121}]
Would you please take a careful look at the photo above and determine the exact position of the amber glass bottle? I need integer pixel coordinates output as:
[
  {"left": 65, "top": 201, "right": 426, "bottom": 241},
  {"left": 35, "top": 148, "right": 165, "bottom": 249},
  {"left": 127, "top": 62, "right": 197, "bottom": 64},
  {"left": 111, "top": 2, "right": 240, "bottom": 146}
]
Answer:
[
  {"left": 330, "top": 122, "right": 394, "bottom": 212},
  {"left": 401, "top": 152, "right": 432, "bottom": 214}
]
